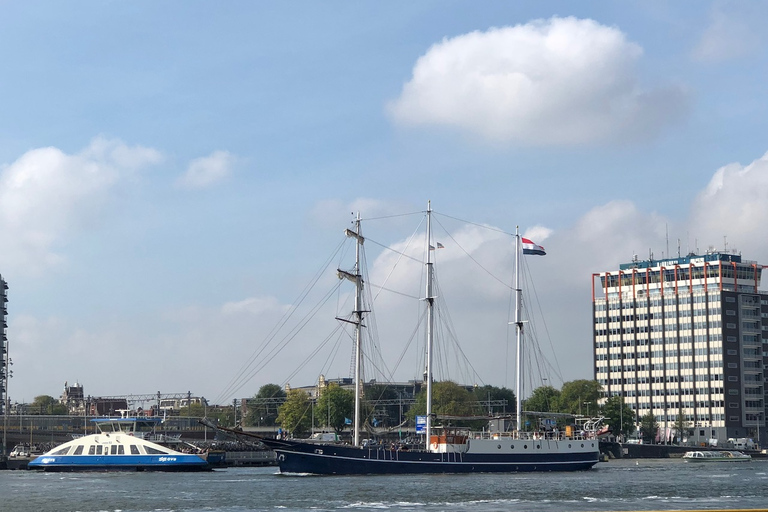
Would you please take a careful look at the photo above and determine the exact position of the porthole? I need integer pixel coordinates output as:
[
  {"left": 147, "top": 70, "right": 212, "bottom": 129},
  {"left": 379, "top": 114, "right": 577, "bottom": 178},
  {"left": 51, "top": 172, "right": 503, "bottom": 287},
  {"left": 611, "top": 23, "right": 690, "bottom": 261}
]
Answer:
[
  {"left": 524, "top": 444, "right": 528, "bottom": 449},
  {"left": 510, "top": 445, "right": 515, "bottom": 449},
  {"left": 536, "top": 445, "right": 541, "bottom": 449},
  {"left": 568, "top": 444, "right": 572, "bottom": 448},
  {"left": 581, "top": 444, "right": 584, "bottom": 448},
  {"left": 497, "top": 444, "right": 502, "bottom": 449}
]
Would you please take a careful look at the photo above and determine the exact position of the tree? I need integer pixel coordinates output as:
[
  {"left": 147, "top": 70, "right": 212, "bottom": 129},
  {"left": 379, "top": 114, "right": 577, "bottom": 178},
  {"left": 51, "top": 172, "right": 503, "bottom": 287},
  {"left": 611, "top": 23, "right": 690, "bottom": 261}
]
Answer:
[
  {"left": 364, "top": 384, "right": 400, "bottom": 427},
  {"left": 179, "top": 403, "right": 205, "bottom": 417},
  {"left": 524, "top": 386, "right": 560, "bottom": 413},
  {"left": 558, "top": 380, "right": 602, "bottom": 416},
  {"left": 245, "top": 384, "right": 286, "bottom": 426},
  {"left": 673, "top": 405, "right": 690, "bottom": 445},
  {"left": 277, "top": 389, "right": 312, "bottom": 438},
  {"left": 472, "top": 385, "right": 516, "bottom": 416},
  {"left": 639, "top": 412, "right": 659, "bottom": 444},
  {"left": 601, "top": 396, "right": 636, "bottom": 439},
  {"left": 411, "top": 381, "right": 477, "bottom": 428},
  {"left": 316, "top": 384, "right": 354, "bottom": 434},
  {"left": 31, "top": 395, "right": 67, "bottom": 415},
  {"left": 206, "top": 406, "right": 235, "bottom": 427}
]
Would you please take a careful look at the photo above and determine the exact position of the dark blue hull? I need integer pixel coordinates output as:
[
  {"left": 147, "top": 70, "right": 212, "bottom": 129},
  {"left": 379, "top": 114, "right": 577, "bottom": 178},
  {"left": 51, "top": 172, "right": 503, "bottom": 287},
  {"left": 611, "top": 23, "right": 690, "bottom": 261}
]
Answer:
[
  {"left": 28, "top": 454, "right": 211, "bottom": 472},
  {"left": 262, "top": 439, "right": 599, "bottom": 475}
]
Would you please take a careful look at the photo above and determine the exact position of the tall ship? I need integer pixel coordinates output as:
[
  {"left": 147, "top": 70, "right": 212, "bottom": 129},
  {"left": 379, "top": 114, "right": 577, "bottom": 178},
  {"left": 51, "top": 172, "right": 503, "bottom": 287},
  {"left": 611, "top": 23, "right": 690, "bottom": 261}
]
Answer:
[
  {"left": 28, "top": 415, "right": 210, "bottom": 472},
  {"left": 222, "top": 203, "right": 600, "bottom": 474}
]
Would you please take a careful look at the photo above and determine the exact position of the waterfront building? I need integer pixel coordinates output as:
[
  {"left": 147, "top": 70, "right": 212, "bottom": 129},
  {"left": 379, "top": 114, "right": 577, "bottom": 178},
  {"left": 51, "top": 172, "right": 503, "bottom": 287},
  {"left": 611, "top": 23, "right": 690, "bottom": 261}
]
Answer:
[
  {"left": 1, "top": 274, "right": 8, "bottom": 416},
  {"left": 593, "top": 250, "right": 766, "bottom": 445}
]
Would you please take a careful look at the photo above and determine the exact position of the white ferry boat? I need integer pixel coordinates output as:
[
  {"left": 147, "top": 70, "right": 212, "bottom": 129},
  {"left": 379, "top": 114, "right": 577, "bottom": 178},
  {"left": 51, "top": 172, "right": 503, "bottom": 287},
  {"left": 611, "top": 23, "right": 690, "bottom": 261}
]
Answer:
[
  {"left": 682, "top": 450, "right": 752, "bottom": 462},
  {"left": 28, "top": 416, "right": 210, "bottom": 472}
]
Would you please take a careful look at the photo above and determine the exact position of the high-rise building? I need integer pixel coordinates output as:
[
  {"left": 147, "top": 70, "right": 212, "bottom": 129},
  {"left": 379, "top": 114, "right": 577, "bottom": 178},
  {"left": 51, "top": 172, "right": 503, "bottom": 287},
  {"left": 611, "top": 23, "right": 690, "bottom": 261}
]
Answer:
[
  {"left": 592, "top": 251, "right": 766, "bottom": 444},
  {"left": 1, "top": 274, "right": 7, "bottom": 416}
]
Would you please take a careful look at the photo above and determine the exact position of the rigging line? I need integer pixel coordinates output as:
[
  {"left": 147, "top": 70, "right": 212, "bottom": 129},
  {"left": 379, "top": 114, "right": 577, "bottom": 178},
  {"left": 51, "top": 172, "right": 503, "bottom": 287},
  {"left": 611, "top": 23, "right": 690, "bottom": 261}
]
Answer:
[
  {"left": 214, "top": 237, "right": 348, "bottom": 403},
  {"left": 433, "top": 211, "right": 515, "bottom": 237},
  {"left": 521, "top": 254, "right": 564, "bottom": 383},
  {"left": 370, "top": 217, "right": 424, "bottom": 304},
  {"left": 431, "top": 216, "right": 512, "bottom": 290},
  {"left": 389, "top": 307, "right": 427, "bottom": 380},
  {"left": 281, "top": 323, "right": 346, "bottom": 388},
  {"left": 432, "top": 277, "right": 484, "bottom": 386},
  {"left": 360, "top": 210, "right": 423, "bottom": 222},
  {"left": 367, "top": 282, "right": 420, "bottom": 300},
  {"left": 224, "top": 280, "right": 345, "bottom": 401},
  {"left": 365, "top": 236, "right": 423, "bottom": 265}
]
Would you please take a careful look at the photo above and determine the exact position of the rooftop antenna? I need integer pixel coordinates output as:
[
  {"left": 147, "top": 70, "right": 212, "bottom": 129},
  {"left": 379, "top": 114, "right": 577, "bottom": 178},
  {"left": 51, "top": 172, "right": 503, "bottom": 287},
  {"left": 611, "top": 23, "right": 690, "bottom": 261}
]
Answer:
[
  {"left": 724, "top": 235, "right": 728, "bottom": 253},
  {"left": 677, "top": 238, "right": 681, "bottom": 258}
]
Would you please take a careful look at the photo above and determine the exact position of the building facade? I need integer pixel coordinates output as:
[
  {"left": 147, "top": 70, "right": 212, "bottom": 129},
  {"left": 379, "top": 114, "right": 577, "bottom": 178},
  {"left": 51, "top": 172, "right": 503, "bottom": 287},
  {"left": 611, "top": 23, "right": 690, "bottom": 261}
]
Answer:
[
  {"left": 1, "top": 274, "right": 7, "bottom": 416},
  {"left": 593, "top": 251, "right": 766, "bottom": 445}
]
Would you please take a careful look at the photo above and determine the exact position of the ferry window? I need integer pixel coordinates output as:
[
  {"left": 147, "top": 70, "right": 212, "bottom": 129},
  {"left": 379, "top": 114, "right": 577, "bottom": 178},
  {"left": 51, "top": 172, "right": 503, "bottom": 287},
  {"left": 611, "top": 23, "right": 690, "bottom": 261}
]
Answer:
[
  {"left": 73, "top": 445, "right": 84, "bottom": 455},
  {"left": 51, "top": 446, "right": 71, "bottom": 455},
  {"left": 96, "top": 445, "right": 102, "bottom": 455},
  {"left": 88, "top": 446, "right": 96, "bottom": 455},
  {"left": 130, "top": 445, "right": 140, "bottom": 455},
  {"left": 144, "top": 446, "right": 169, "bottom": 455},
  {"left": 117, "top": 445, "right": 125, "bottom": 455},
  {"left": 111, "top": 445, "right": 118, "bottom": 455}
]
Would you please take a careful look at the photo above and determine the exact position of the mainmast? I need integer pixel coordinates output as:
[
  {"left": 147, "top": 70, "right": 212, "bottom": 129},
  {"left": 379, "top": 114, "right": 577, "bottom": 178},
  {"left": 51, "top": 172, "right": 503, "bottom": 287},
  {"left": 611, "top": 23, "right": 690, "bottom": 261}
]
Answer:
[
  {"left": 425, "top": 201, "right": 435, "bottom": 447},
  {"left": 338, "top": 214, "right": 365, "bottom": 447},
  {"left": 514, "top": 227, "right": 523, "bottom": 434}
]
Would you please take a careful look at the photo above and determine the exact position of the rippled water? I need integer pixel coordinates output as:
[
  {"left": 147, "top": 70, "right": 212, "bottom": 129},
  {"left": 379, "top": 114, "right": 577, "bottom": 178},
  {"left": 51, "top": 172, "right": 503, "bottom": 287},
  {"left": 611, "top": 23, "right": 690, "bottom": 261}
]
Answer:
[{"left": 1, "top": 459, "right": 767, "bottom": 512}]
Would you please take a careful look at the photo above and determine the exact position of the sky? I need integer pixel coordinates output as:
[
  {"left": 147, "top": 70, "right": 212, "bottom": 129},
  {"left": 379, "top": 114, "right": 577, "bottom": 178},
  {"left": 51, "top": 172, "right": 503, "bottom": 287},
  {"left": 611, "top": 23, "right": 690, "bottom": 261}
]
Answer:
[{"left": 2, "top": 1, "right": 768, "bottom": 406}]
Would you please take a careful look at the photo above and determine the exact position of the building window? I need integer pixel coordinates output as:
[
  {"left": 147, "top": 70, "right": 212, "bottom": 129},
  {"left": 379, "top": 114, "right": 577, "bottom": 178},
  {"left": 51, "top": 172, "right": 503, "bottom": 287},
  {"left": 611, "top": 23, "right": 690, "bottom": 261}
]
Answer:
[
  {"left": 729, "top": 403, "right": 739, "bottom": 409},
  {"left": 728, "top": 376, "right": 738, "bottom": 382},
  {"left": 730, "top": 416, "right": 739, "bottom": 421}
]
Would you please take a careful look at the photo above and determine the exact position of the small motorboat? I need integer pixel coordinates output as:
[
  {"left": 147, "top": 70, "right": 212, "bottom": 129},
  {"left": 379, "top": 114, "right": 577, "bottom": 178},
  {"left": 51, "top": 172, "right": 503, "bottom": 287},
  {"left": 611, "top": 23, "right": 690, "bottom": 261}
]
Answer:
[
  {"left": 682, "top": 450, "right": 752, "bottom": 462},
  {"left": 28, "top": 416, "right": 210, "bottom": 472}
]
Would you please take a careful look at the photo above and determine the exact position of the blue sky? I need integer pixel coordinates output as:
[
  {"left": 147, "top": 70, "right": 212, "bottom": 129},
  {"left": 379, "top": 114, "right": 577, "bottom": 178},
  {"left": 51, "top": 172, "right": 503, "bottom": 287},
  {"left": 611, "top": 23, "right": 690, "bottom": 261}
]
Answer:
[{"left": 2, "top": 1, "right": 768, "bottom": 405}]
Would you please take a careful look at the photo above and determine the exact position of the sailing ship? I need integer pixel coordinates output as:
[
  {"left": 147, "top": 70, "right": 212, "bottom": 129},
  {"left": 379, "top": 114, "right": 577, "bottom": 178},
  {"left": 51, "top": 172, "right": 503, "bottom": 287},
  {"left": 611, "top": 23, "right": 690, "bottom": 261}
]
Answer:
[{"left": 227, "top": 203, "right": 600, "bottom": 474}]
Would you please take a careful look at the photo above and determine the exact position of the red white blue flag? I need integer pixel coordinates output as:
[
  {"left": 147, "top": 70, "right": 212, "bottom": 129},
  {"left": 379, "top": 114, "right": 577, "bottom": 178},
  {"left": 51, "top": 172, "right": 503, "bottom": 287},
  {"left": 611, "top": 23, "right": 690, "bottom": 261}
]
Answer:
[{"left": 522, "top": 237, "right": 546, "bottom": 256}]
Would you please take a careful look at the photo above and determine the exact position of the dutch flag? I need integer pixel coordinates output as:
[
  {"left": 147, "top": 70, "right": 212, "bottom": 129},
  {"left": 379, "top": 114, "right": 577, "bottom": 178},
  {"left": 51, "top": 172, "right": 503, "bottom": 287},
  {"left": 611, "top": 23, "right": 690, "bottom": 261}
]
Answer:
[{"left": 522, "top": 237, "right": 546, "bottom": 256}]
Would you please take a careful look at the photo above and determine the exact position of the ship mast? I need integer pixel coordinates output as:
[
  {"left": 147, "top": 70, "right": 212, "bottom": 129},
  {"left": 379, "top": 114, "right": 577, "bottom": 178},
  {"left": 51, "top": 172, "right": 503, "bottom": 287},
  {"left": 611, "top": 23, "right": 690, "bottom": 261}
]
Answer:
[
  {"left": 338, "top": 213, "right": 365, "bottom": 447},
  {"left": 514, "top": 227, "right": 523, "bottom": 435},
  {"left": 425, "top": 201, "right": 435, "bottom": 447}
]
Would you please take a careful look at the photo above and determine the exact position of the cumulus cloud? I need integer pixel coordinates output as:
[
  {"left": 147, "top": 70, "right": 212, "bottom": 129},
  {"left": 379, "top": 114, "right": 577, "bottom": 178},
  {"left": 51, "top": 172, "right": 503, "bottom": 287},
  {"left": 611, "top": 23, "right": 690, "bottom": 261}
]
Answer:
[
  {"left": 10, "top": 294, "right": 296, "bottom": 400},
  {"left": 690, "top": 152, "right": 768, "bottom": 256},
  {"left": 176, "top": 150, "right": 235, "bottom": 189},
  {"left": 692, "top": 5, "right": 761, "bottom": 62},
  {"left": 388, "top": 17, "right": 689, "bottom": 145},
  {"left": 0, "top": 138, "right": 162, "bottom": 275}
]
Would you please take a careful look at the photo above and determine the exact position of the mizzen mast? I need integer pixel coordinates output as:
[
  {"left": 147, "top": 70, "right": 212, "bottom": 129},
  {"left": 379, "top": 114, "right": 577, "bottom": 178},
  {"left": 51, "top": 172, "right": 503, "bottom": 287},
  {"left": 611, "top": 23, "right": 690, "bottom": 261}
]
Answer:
[
  {"left": 424, "top": 201, "right": 435, "bottom": 446},
  {"left": 514, "top": 226, "right": 523, "bottom": 435}
]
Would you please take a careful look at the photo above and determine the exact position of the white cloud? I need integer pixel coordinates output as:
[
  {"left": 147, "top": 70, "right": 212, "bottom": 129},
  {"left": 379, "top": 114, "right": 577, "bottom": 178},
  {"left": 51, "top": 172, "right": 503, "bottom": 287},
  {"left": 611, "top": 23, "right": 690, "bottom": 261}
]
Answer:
[
  {"left": 388, "top": 17, "right": 689, "bottom": 145},
  {"left": 176, "top": 150, "right": 235, "bottom": 189},
  {"left": 0, "top": 138, "right": 162, "bottom": 275},
  {"left": 690, "top": 151, "right": 768, "bottom": 256},
  {"left": 692, "top": 5, "right": 761, "bottom": 63}
]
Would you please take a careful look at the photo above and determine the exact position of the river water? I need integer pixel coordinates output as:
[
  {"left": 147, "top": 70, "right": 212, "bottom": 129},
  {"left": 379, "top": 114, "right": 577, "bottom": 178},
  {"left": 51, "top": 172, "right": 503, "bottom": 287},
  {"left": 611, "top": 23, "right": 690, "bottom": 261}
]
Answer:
[{"left": 1, "top": 459, "right": 767, "bottom": 512}]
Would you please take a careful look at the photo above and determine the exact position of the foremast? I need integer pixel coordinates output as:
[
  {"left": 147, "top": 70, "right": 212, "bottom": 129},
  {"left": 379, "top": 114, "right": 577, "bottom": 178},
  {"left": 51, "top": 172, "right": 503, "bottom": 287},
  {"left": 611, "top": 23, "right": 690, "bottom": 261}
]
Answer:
[{"left": 338, "top": 213, "right": 365, "bottom": 447}]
